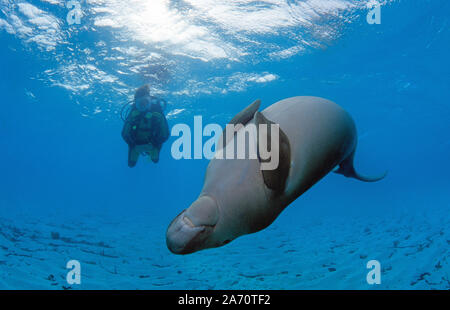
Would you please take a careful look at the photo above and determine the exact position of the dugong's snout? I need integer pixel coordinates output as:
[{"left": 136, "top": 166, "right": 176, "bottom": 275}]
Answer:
[{"left": 166, "top": 196, "right": 219, "bottom": 254}]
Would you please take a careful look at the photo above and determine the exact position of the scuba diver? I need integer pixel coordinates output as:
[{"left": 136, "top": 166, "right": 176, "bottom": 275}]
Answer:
[{"left": 121, "top": 85, "right": 170, "bottom": 167}]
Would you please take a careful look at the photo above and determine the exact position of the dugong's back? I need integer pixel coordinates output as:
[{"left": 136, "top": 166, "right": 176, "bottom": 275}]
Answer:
[{"left": 262, "top": 96, "right": 357, "bottom": 203}]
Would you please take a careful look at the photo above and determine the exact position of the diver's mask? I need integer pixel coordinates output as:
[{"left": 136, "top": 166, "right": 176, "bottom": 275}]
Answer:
[
  {"left": 135, "top": 95, "right": 167, "bottom": 112},
  {"left": 135, "top": 96, "right": 152, "bottom": 112}
]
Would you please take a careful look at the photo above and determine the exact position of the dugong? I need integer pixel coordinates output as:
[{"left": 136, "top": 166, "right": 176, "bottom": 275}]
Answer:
[{"left": 166, "top": 96, "right": 386, "bottom": 254}]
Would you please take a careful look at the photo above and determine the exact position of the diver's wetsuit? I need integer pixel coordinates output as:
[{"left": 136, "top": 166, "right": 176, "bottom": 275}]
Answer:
[{"left": 122, "top": 102, "right": 170, "bottom": 167}]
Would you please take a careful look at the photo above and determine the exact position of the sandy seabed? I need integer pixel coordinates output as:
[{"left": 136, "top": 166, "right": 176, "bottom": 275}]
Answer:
[{"left": 0, "top": 207, "right": 448, "bottom": 290}]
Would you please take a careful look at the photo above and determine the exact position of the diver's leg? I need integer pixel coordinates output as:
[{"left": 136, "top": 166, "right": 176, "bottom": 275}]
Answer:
[
  {"left": 135, "top": 143, "right": 159, "bottom": 164},
  {"left": 150, "top": 146, "right": 160, "bottom": 163},
  {"left": 128, "top": 145, "right": 140, "bottom": 167},
  {"left": 144, "top": 143, "right": 160, "bottom": 163}
]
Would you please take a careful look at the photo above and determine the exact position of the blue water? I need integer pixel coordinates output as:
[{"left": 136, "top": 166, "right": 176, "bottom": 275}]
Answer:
[{"left": 0, "top": 0, "right": 449, "bottom": 289}]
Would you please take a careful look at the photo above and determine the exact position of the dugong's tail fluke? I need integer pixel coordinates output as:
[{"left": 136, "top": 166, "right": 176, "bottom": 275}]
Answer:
[{"left": 334, "top": 152, "right": 387, "bottom": 182}]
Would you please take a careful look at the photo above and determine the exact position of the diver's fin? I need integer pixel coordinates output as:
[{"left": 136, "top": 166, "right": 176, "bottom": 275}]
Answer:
[
  {"left": 255, "top": 111, "right": 291, "bottom": 194},
  {"left": 128, "top": 146, "right": 140, "bottom": 167},
  {"left": 334, "top": 151, "right": 387, "bottom": 182}
]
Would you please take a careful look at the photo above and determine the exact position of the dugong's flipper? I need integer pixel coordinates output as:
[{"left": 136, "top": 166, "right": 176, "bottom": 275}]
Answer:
[
  {"left": 334, "top": 151, "right": 387, "bottom": 182},
  {"left": 229, "top": 99, "right": 261, "bottom": 126},
  {"left": 254, "top": 111, "right": 291, "bottom": 194},
  {"left": 219, "top": 99, "right": 261, "bottom": 150}
]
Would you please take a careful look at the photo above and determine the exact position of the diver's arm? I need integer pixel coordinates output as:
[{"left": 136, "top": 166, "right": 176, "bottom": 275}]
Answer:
[
  {"left": 122, "top": 115, "right": 136, "bottom": 146},
  {"left": 150, "top": 112, "right": 170, "bottom": 145},
  {"left": 161, "top": 116, "right": 170, "bottom": 142},
  {"left": 122, "top": 122, "right": 130, "bottom": 142}
]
